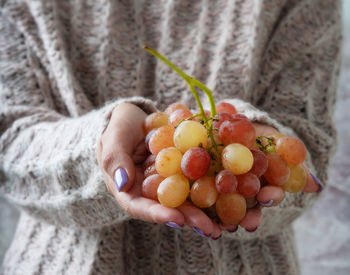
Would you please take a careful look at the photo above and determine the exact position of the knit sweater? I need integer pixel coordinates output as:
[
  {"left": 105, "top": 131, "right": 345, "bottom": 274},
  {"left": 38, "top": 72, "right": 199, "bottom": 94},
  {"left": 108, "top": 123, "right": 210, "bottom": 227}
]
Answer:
[{"left": 0, "top": 0, "right": 341, "bottom": 274}]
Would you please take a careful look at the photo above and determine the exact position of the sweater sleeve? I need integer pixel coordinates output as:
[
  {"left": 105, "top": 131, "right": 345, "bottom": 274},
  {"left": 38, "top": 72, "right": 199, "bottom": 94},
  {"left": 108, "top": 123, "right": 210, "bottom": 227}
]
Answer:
[
  {"left": 0, "top": 11, "right": 157, "bottom": 228},
  {"left": 220, "top": 0, "right": 342, "bottom": 239}
]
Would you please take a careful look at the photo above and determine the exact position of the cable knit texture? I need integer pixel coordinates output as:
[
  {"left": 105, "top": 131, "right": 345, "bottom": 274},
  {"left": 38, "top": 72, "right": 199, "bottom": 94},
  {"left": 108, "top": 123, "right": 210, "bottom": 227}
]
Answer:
[{"left": 0, "top": 0, "right": 341, "bottom": 274}]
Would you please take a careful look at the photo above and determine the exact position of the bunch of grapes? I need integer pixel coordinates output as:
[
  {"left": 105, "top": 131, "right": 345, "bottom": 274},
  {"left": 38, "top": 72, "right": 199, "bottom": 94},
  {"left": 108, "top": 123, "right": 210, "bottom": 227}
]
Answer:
[{"left": 141, "top": 47, "right": 312, "bottom": 228}]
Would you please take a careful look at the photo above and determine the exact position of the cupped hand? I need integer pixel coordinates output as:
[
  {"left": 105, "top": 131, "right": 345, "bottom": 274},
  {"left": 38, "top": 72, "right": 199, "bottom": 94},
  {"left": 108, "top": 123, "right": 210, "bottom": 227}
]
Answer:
[
  {"left": 234, "top": 122, "right": 322, "bottom": 232},
  {"left": 96, "top": 103, "right": 221, "bottom": 239}
]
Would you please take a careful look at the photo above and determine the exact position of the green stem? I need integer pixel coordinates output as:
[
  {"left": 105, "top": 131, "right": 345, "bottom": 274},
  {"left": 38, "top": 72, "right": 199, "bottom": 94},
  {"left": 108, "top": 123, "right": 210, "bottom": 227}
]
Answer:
[
  {"left": 144, "top": 46, "right": 217, "bottom": 117},
  {"left": 144, "top": 46, "right": 220, "bottom": 157}
]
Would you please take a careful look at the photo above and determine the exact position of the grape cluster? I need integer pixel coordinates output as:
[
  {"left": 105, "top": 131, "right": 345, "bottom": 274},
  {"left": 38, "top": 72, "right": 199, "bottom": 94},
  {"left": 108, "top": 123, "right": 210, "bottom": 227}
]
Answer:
[
  {"left": 140, "top": 46, "right": 312, "bottom": 229},
  {"left": 141, "top": 101, "right": 308, "bottom": 226}
]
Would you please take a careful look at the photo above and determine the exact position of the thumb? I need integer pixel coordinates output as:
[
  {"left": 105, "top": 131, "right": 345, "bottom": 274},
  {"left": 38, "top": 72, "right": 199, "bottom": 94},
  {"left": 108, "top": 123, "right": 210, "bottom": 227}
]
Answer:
[{"left": 101, "top": 126, "right": 138, "bottom": 193}]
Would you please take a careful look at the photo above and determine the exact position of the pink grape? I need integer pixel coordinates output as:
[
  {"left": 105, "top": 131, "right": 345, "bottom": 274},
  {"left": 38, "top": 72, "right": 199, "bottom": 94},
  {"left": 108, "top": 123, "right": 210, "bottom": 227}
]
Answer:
[
  {"left": 190, "top": 176, "right": 218, "bottom": 208},
  {"left": 169, "top": 109, "right": 193, "bottom": 126},
  {"left": 149, "top": 125, "right": 175, "bottom": 155},
  {"left": 236, "top": 172, "right": 261, "bottom": 198},
  {"left": 164, "top": 103, "right": 190, "bottom": 115},
  {"left": 142, "top": 174, "right": 165, "bottom": 201},
  {"left": 145, "top": 129, "right": 156, "bottom": 151},
  {"left": 263, "top": 153, "right": 290, "bottom": 186},
  {"left": 219, "top": 120, "right": 256, "bottom": 149},
  {"left": 215, "top": 170, "right": 237, "bottom": 194},
  {"left": 216, "top": 192, "right": 246, "bottom": 225},
  {"left": 157, "top": 174, "right": 190, "bottom": 207},
  {"left": 142, "top": 154, "right": 156, "bottom": 170},
  {"left": 144, "top": 164, "right": 157, "bottom": 178},
  {"left": 216, "top": 102, "right": 237, "bottom": 114},
  {"left": 181, "top": 147, "right": 211, "bottom": 180},
  {"left": 143, "top": 112, "right": 169, "bottom": 133},
  {"left": 250, "top": 150, "right": 268, "bottom": 177},
  {"left": 276, "top": 136, "right": 307, "bottom": 165}
]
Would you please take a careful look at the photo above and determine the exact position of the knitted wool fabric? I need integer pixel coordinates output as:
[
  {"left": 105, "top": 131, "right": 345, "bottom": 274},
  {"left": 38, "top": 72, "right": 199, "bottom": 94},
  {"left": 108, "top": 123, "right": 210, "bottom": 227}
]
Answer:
[{"left": 0, "top": 0, "right": 341, "bottom": 274}]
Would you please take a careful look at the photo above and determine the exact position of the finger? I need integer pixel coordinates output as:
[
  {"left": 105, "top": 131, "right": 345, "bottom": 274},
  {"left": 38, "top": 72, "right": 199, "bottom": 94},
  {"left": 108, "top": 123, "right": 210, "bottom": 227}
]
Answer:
[
  {"left": 210, "top": 220, "right": 222, "bottom": 240},
  {"left": 256, "top": 185, "right": 285, "bottom": 207},
  {"left": 302, "top": 165, "right": 323, "bottom": 193},
  {"left": 220, "top": 223, "right": 238, "bottom": 233},
  {"left": 125, "top": 196, "right": 185, "bottom": 225},
  {"left": 177, "top": 201, "right": 214, "bottom": 237},
  {"left": 112, "top": 169, "right": 185, "bottom": 226},
  {"left": 101, "top": 124, "right": 136, "bottom": 192},
  {"left": 239, "top": 207, "right": 262, "bottom": 232}
]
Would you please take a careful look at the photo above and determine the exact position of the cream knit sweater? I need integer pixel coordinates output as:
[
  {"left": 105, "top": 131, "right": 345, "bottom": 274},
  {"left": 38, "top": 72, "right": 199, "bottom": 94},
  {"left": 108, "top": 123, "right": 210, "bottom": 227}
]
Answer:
[{"left": 0, "top": 0, "right": 341, "bottom": 274}]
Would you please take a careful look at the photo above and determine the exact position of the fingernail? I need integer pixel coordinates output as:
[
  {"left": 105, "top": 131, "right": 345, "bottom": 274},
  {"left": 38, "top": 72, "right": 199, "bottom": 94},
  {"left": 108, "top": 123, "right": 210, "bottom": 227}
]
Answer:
[
  {"left": 310, "top": 172, "right": 323, "bottom": 193},
  {"left": 165, "top": 222, "right": 183, "bottom": 229},
  {"left": 260, "top": 199, "right": 273, "bottom": 207},
  {"left": 211, "top": 235, "right": 222, "bottom": 240},
  {"left": 227, "top": 226, "right": 238, "bottom": 233},
  {"left": 193, "top": 227, "right": 210, "bottom": 239},
  {"left": 245, "top": 227, "right": 258, "bottom": 233},
  {"left": 114, "top": 168, "right": 128, "bottom": 192}
]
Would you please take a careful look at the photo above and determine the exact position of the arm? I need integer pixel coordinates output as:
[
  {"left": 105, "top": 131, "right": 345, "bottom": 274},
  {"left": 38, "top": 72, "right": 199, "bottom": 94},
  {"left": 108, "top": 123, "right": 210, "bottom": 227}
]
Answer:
[{"left": 0, "top": 11, "right": 157, "bottom": 228}]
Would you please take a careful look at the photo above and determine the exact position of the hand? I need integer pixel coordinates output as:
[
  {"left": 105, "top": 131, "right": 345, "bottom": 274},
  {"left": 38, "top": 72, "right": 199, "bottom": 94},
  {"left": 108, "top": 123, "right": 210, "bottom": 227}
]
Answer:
[
  {"left": 96, "top": 103, "right": 221, "bottom": 239},
  {"left": 233, "top": 123, "right": 322, "bottom": 232}
]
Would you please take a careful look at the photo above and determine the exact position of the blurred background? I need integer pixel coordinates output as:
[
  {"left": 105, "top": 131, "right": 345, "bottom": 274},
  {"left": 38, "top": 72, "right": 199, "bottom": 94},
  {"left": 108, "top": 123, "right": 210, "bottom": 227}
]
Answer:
[{"left": 1, "top": 2, "right": 350, "bottom": 275}]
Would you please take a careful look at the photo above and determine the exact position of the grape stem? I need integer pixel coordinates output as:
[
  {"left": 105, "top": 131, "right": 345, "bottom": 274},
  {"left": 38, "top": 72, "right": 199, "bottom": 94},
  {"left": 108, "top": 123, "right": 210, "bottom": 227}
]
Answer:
[
  {"left": 144, "top": 46, "right": 220, "bottom": 158},
  {"left": 256, "top": 136, "right": 276, "bottom": 153}
]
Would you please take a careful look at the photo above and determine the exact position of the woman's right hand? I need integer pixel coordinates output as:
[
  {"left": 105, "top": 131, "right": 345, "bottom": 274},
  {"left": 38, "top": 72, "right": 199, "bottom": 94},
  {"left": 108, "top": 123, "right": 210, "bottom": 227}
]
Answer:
[{"left": 96, "top": 102, "right": 222, "bottom": 239}]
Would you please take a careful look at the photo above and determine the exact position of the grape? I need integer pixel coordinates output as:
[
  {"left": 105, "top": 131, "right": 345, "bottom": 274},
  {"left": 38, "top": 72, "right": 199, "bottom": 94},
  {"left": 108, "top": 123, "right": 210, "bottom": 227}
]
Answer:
[
  {"left": 155, "top": 147, "right": 183, "bottom": 177},
  {"left": 169, "top": 109, "right": 193, "bottom": 126},
  {"left": 245, "top": 197, "right": 258, "bottom": 208},
  {"left": 257, "top": 185, "right": 285, "bottom": 206},
  {"left": 216, "top": 102, "right": 237, "bottom": 114},
  {"left": 269, "top": 132, "right": 285, "bottom": 143},
  {"left": 173, "top": 121, "right": 208, "bottom": 153},
  {"left": 216, "top": 192, "right": 246, "bottom": 225},
  {"left": 145, "top": 129, "right": 156, "bottom": 151},
  {"left": 193, "top": 110, "right": 211, "bottom": 122},
  {"left": 222, "top": 144, "right": 254, "bottom": 175},
  {"left": 276, "top": 136, "right": 307, "bottom": 165},
  {"left": 250, "top": 150, "right": 268, "bottom": 177},
  {"left": 181, "top": 147, "right": 211, "bottom": 180},
  {"left": 164, "top": 102, "right": 190, "bottom": 115},
  {"left": 144, "top": 163, "right": 157, "bottom": 178},
  {"left": 142, "top": 154, "right": 156, "bottom": 170},
  {"left": 215, "top": 170, "right": 237, "bottom": 194},
  {"left": 213, "top": 112, "right": 234, "bottom": 129},
  {"left": 142, "top": 174, "right": 165, "bottom": 201},
  {"left": 190, "top": 176, "right": 218, "bottom": 208},
  {"left": 143, "top": 112, "right": 169, "bottom": 133},
  {"left": 149, "top": 125, "right": 175, "bottom": 155},
  {"left": 237, "top": 173, "right": 260, "bottom": 198},
  {"left": 213, "top": 113, "right": 249, "bottom": 132},
  {"left": 219, "top": 120, "right": 256, "bottom": 149},
  {"left": 263, "top": 153, "right": 290, "bottom": 186},
  {"left": 157, "top": 174, "right": 190, "bottom": 207},
  {"left": 282, "top": 164, "right": 307, "bottom": 193}
]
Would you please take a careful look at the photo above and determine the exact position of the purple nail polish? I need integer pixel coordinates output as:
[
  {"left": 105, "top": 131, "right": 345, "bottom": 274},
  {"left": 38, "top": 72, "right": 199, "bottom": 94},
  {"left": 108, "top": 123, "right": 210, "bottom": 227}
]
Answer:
[
  {"left": 310, "top": 172, "right": 323, "bottom": 193},
  {"left": 114, "top": 168, "right": 128, "bottom": 192},
  {"left": 260, "top": 199, "right": 273, "bottom": 207},
  {"left": 193, "top": 227, "right": 210, "bottom": 239},
  {"left": 165, "top": 222, "right": 183, "bottom": 229},
  {"left": 245, "top": 227, "right": 258, "bottom": 233}
]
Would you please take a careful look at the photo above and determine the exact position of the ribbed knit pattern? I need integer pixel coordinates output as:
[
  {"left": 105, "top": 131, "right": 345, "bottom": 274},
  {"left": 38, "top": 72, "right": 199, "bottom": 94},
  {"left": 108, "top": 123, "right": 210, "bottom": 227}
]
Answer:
[{"left": 0, "top": 0, "right": 341, "bottom": 274}]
